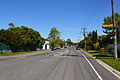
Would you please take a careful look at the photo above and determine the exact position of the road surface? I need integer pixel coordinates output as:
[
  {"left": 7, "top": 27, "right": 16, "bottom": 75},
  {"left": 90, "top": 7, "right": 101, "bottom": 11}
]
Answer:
[{"left": 0, "top": 47, "right": 119, "bottom": 80}]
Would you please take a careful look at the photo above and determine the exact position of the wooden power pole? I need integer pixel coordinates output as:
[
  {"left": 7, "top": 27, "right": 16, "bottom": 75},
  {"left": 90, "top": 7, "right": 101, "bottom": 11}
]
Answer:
[{"left": 111, "top": 0, "right": 118, "bottom": 59}]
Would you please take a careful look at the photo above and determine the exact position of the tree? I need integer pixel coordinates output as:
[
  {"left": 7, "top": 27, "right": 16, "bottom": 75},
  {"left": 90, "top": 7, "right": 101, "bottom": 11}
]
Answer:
[
  {"left": 8, "top": 23, "right": 15, "bottom": 27},
  {"left": 7, "top": 26, "right": 42, "bottom": 46},
  {"left": 40, "top": 38, "right": 45, "bottom": 45},
  {"left": 66, "top": 39, "right": 73, "bottom": 46},
  {"left": 48, "top": 27, "right": 60, "bottom": 47},
  {"left": 86, "top": 37, "right": 93, "bottom": 50},
  {"left": 66, "top": 39, "right": 71, "bottom": 42},
  {"left": 79, "top": 40, "right": 84, "bottom": 48},
  {"left": 103, "top": 13, "right": 120, "bottom": 43},
  {"left": 91, "top": 30, "right": 98, "bottom": 44},
  {"left": 98, "top": 35, "right": 113, "bottom": 48},
  {"left": 79, "top": 30, "right": 98, "bottom": 50},
  {"left": 54, "top": 37, "right": 65, "bottom": 47},
  {"left": 93, "top": 42, "right": 100, "bottom": 51},
  {"left": 0, "top": 26, "right": 44, "bottom": 52}
]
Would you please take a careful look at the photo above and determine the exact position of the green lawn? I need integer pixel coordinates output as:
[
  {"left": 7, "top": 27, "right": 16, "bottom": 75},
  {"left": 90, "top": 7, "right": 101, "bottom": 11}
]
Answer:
[
  {"left": 0, "top": 49, "right": 46, "bottom": 56},
  {"left": 88, "top": 50, "right": 120, "bottom": 72}
]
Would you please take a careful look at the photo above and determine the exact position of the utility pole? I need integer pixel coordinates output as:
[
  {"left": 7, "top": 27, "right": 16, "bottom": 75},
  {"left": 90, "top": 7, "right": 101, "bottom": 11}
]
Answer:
[
  {"left": 81, "top": 28, "right": 87, "bottom": 50},
  {"left": 111, "top": 0, "right": 117, "bottom": 59}
]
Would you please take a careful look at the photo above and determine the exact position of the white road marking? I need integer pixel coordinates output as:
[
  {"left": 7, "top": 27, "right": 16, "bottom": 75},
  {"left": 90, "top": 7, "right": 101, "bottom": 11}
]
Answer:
[
  {"left": 66, "top": 49, "right": 69, "bottom": 53},
  {"left": 96, "top": 59, "right": 120, "bottom": 79},
  {"left": 82, "top": 50, "right": 120, "bottom": 79},
  {"left": 81, "top": 53, "right": 103, "bottom": 80}
]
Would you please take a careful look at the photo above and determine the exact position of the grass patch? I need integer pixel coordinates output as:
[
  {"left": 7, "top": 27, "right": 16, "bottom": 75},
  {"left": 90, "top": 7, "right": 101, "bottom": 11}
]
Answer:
[
  {"left": 88, "top": 50, "right": 120, "bottom": 72},
  {"left": 0, "top": 49, "right": 46, "bottom": 56},
  {"left": 101, "top": 58, "right": 120, "bottom": 71}
]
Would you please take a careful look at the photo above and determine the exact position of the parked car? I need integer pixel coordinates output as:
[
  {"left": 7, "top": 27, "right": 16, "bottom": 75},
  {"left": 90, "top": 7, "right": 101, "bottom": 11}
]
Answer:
[
  {"left": 51, "top": 47, "right": 57, "bottom": 51},
  {"left": 76, "top": 46, "right": 80, "bottom": 50}
]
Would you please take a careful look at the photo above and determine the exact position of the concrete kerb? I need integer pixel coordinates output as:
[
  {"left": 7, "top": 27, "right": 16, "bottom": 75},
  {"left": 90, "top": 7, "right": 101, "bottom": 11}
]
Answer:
[{"left": 80, "top": 50, "right": 120, "bottom": 79}]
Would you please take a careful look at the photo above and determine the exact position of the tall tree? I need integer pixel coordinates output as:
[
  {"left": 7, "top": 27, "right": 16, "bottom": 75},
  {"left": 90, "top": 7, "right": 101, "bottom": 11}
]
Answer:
[
  {"left": 91, "top": 30, "right": 98, "bottom": 44},
  {"left": 48, "top": 27, "right": 60, "bottom": 47},
  {"left": 66, "top": 39, "right": 71, "bottom": 42},
  {"left": 79, "top": 30, "right": 98, "bottom": 50},
  {"left": 66, "top": 39, "right": 73, "bottom": 46}
]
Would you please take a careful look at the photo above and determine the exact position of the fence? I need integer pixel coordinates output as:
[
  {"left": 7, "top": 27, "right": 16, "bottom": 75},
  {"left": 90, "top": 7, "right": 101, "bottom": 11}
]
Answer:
[
  {"left": 0, "top": 45, "right": 43, "bottom": 53},
  {"left": 106, "top": 44, "right": 120, "bottom": 57}
]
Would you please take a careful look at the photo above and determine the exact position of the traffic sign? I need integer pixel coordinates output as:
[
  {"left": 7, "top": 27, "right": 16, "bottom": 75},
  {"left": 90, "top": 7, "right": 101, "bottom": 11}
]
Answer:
[
  {"left": 106, "top": 30, "right": 113, "bottom": 33},
  {"left": 109, "top": 32, "right": 117, "bottom": 35},
  {"left": 102, "top": 24, "right": 115, "bottom": 28}
]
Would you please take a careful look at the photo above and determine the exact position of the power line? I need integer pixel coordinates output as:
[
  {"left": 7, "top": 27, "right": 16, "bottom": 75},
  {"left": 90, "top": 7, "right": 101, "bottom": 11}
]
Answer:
[
  {"left": 86, "top": 0, "right": 98, "bottom": 26},
  {"left": 86, "top": 0, "right": 109, "bottom": 29}
]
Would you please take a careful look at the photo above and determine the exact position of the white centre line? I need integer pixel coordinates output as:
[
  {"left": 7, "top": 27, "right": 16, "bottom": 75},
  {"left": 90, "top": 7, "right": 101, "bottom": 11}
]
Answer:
[{"left": 81, "top": 53, "right": 103, "bottom": 80}]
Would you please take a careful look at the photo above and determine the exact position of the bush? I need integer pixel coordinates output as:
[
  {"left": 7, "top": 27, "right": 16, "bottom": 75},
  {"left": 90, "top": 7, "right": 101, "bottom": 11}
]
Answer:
[{"left": 93, "top": 42, "right": 100, "bottom": 51}]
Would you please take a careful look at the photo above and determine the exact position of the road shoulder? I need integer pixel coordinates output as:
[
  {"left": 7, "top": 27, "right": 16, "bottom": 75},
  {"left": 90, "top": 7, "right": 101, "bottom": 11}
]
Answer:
[
  {"left": 80, "top": 50, "right": 120, "bottom": 79},
  {"left": 0, "top": 50, "right": 51, "bottom": 59}
]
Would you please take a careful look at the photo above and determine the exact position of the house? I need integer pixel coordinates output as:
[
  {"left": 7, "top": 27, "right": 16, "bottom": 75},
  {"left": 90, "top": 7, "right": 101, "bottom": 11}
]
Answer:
[
  {"left": 106, "top": 44, "right": 120, "bottom": 53},
  {"left": 43, "top": 39, "right": 50, "bottom": 50}
]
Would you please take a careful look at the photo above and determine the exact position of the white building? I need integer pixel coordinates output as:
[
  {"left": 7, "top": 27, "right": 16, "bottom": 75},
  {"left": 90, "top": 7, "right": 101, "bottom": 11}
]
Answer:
[{"left": 43, "top": 40, "right": 50, "bottom": 50}]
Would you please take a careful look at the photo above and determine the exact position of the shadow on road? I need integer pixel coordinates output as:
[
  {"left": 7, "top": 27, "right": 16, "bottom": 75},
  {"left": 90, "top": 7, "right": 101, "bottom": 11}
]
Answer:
[
  {"left": 61, "top": 54, "right": 80, "bottom": 57},
  {"left": 89, "top": 51, "right": 99, "bottom": 53},
  {"left": 93, "top": 54, "right": 113, "bottom": 59}
]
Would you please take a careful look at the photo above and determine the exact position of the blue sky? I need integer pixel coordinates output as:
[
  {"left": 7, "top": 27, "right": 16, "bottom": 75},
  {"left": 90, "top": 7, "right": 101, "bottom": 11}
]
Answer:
[{"left": 0, "top": 0, "right": 120, "bottom": 42}]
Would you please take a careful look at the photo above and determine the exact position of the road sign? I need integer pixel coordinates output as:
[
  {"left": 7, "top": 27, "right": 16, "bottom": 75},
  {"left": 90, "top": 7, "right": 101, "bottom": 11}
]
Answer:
[
  {"left": 106, "top": 30, "right": 113, "bottom": 33},
  {"left": 109, "top": 32, "right": 117, "bottom": 35},
  {"left": 102, "top": 24, "right": 114, "bottom": 28}
]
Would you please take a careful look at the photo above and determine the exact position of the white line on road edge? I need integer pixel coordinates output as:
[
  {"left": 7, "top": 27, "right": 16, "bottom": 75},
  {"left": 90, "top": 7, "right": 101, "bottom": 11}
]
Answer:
[
  {"left": 81, "top": 53, "right": 103, "bottom": 80},
  {"left": 82, "top": 50, "right": 120, "bottom": 79},
  {"left": 96, "top": 59, "right": 120, "bottom": 79}
]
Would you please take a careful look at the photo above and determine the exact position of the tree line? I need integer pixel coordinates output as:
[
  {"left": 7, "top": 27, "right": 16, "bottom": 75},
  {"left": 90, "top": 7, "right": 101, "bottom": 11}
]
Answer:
[
  {"left": 79, "top": 13, "right": 120, "bottom": 56},
  {"left": 48, "top": 27, "right": 74, "bottom": 48}
]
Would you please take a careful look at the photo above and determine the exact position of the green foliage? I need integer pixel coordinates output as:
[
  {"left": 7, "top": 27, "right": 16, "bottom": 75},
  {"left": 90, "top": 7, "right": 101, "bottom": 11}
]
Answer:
[
  {"left": 88, "top": 50, "right": 120, "bottom": 72},
  {"left": 91, "top": 30, "right": 98, "bottom": 43},
  {"left": 79, "top": 40, "right": 84, "bottom": 48},
  {"left": 79, "top": 30, "right": 98, "bottom": 50},
  {"left": 66, "top": 39, "right": 73, "bottom": 46},
  {"left": 103, "top": 17, "right": 112, "bottom": 25},
  {"left": 8, "top": 23, "right": 15, "bottom": 27},
  {"left": 103, "top": 13, "right": 120, "bottom": 43},
  {"left": 73, "top": 43, "right": 78, "bottom": 46},
  {"left": 93, "top": 42, "right": 100, "bottom": 51},
  {"left": 55, "top": 37, "right": 65, "bottom": 47},
  {"left": 48, "top": 27, "right": 61, "bottom": 47},
  {"left": 86, "top": 37, "right": 93, "bottom": 49},
  {"left": 98, "top": 35, "right": 114, "bottom": 48},
  {"left": 48, "top": 27, "right": 60, "bottom": 41},
  {"left": 66, "top": 39, "right": 71, "bottom": 42},
  {"left": 0, "top": 26, "right": 44, "bottom": 47}
]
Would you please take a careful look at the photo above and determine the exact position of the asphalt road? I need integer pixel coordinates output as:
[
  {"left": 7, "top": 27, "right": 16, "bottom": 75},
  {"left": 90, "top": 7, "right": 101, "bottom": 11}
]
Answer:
[{"left": 0, "top": 47, "right": 119, "bottom": 80}]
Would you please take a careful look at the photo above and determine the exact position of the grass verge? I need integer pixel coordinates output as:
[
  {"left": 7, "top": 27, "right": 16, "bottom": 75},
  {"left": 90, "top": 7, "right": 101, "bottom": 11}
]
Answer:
[
  {"left": 0, "top": 49, "right": 46, "bottom": 56},
  {"left": 88, "top": 50, "right": 120, "bottom": 72}
]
